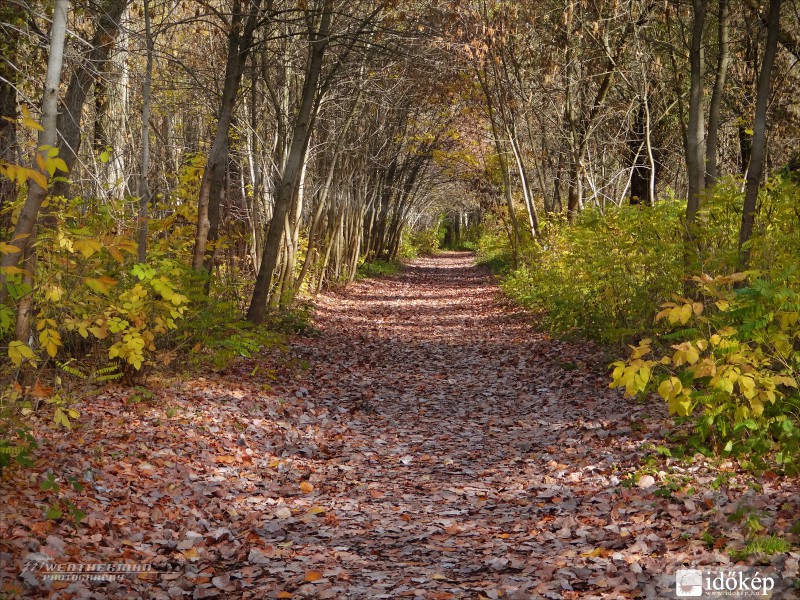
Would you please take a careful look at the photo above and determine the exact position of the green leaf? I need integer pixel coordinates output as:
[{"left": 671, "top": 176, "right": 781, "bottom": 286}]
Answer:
[{"left": 45, "top": 505, "right": 63, "bottom": 520}]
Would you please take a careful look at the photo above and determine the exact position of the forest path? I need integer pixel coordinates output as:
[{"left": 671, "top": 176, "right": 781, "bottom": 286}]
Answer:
[
  {"left": 283, "top": 252, "right": 675, "bottom": 598},
  {"left": 6, "top": 253, "right": 796, "bottom": 600}
]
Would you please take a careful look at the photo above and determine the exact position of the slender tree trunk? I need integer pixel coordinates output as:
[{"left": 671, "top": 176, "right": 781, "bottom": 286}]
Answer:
[
  {"left": 14, "top": 232, "right": 36, "bottom": 342},
  {"left": 686, "top": 0, "right": 707, "bottom": 224},
  {"left": 193, "top": 0, "right": 263, "bottom": 273},
  {"left": 294, "top": 91, "right": 361, "bottom": 296},
  {"left": 51, "top": 0, "right": 128, "bottom": 198},
  {"left": 507, "top": 123, "right": 538, "bottom": 237},
  {"left": 137, "top": 0, "right": 154, "bottom": 263},
  {"left": 738, "top": 0, "right": 781, "bottom": 272},
  {"left": 629, "top": 103, "right": 649, "bottom": 205},
  {"left": 247, "top": 2, "right": 332, "bottom": 324},
  {"left": 644, "top": 87, "right": 657, "bottom": 205},
  {"left": 0, "top": 0, "right": 68, "bottom": 306},
  {"left": 705, "top": 0, "right": 730, "bottom": 187}
]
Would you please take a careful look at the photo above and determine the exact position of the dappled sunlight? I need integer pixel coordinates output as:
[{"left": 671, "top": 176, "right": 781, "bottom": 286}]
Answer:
[{"left": 3, "top": 254, "right": 797, "bottom": 599}]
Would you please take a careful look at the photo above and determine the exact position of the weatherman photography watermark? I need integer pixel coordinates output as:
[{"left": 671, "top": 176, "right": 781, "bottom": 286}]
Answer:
[
  {"left": 22, "top": 561, "right": 175, "bottom": 582},
  {"left": 676, "top": 567, "right": 777, "bottom": 597}
]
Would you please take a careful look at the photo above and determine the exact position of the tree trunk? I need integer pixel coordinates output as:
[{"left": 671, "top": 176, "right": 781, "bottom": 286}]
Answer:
[
  {"left": 247, "top": 2, "right": 332, "bottom": 324},
  {"left": 137, "top": 0, "right": 154, "bottom": 263},
  {"left": 0, "top": 2, "right": 23, "bottom": 224},
  {"left": 51, "top": 0, "right": 128, "bottom": 198},
  {"left": 629, "top": 103, "right": 649, "bottom": 205},
  {"left": 705, "top": 0, "right": 730, "bottom": 187},
  {"left": 686, "top": 0, "right": 707, "bottom": 224},
  {"left": 507, "top": 123, "right": 538, "bottom": 237},
  {"left": 0, "top": 0, "right": 68, "bottom": 306},
  {"left": 193, "top": 0, "right": 263, "bottom": 273},
  {"left": 738, "top": 0, "right": 781, "bottom": 272}
]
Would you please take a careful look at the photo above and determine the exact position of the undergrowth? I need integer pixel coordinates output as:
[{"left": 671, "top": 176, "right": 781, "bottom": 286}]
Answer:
[
  {"left": 356, "top": 259, "right": 401, "bottom": 279},
  {"left": 482, "top": 176, "right": 800, "bottom": 471}
]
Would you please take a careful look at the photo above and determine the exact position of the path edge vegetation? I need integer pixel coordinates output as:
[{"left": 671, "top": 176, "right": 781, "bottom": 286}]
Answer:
[
  {"left": 0, "top": 0, "right": 798, "bottom": 562},
  {"left": 472, "top": 174, "right": 800, "bottom": 477}
]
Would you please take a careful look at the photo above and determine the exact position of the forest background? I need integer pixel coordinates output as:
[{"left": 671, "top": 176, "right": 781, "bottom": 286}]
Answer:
[{"left": 1, "top": 0, "right": 800, "bottom": 473}]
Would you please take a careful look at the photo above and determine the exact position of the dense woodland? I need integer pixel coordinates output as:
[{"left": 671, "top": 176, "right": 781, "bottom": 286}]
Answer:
[
  {"left": 1, "top": 0, "right": 800, "bottom": 597},
  {"left": 0, "top": 0, "right": 798, "bottom": 457}
]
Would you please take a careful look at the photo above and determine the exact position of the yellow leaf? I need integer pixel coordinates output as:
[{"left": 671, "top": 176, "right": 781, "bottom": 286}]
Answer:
[
  {"left": 73, "top": 239, "right": 103, "bottom": 258},
  {"left": 773, "top": 375, "right": 797, "bottom": 388},
  {"left": 85, "top": 278, "right": 110, "bottom": 294},
  {"left": 679, "top": 303, "right": 693, "bottom": 324},
  {"left": 0, "top": 242, "right": 20, "bottom": 254},
  {"left": 300, "top": 481, "right": 314, "bottom": 493},
  {"left": 53, "top": 407, "right": 72, "bottom": 429},
  {"left": 739, "top": 375, "right": 757, "bottom": 399},
  {"left": 634, "top": 365, "right": 650, "bottom": 392},
  {"left": 8, "top": 341, "right": 35, "bottom": 366},
  {"left": 39, "top": 329, "right": 62, "bottom": 357},
  {"left": 118, "top": 240, "right": 139, "bottom": 254},
  {"left": 23, "top": 116, "right": 44, "bottom": 131},
  {"left": 305, "top": 570, "right": 323, "bottom": 582},
  {"left": 107, "top": 245, "right": 124, "bottom": 263},
  {"left": 277, "top": 592, "right": 293, "bottom": 599},
  {"left": 52, "top": 157, "right": 68, "bottom": 173},
  {"left": 88, "top": 326, "right": 108, "bottom": 340},
  {"left": 658, "top": 377, "right": 682, "bottom": 402},
  {"left": 668, "top": 392, "right": 692, "bottom": 417},
  {"left": 85, "top": 275, "right": 117, "bottom": 295},
  {"left": 749, "top": 396, "right": 764, "bottom": 416},
  {"left": 27, "top": 168, "right": 48, "bottom": 190},
  {"left": 0, "top": 265, "right": 31, "bottom": 276},
  {"left": 44, "top": 285, "right": 64, "bottom": 302}
]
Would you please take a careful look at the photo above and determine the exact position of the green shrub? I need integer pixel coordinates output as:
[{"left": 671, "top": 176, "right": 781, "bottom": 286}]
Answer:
[
  {"left": 170, "top": 295, "right": 305, "bottom": 371},
  {"left": 409, "top": 225, "right": 443, "bottom": 255},
  {"left": 611, "top": 272, "right": 800, "bottom": 473},
  {"left": 490, "top": 177, "right": 800, "bottom": 347},
  {"left": 501, "top": 200, "right": 685, "bottom": 344},
  {"left": 356, "top": 259, "right": 400, "bottom": 279},
  {"left": 476, "top": 218, "right": 514, "bottom": 273}
]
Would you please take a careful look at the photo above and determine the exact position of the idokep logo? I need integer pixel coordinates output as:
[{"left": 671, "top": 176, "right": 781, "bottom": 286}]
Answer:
[
  {"left": 676, "top": 569, "right": 703, "bottom": 597},
  {"left": 675, "top": 567, "right": 776, "bottom": 597}
]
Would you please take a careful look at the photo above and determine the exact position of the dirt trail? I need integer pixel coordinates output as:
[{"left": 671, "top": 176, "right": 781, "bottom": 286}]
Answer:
[
  {"left": 3, "top": 252, "right": 797, "bottom": 599},
  {"left": 289, "top": 252, "right": 668, "bottom": 599}
]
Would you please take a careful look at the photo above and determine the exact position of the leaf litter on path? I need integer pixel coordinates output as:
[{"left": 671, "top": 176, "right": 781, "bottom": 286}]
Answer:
[{"left": 1, "top": 252, "right": 798, "bottom": 599}]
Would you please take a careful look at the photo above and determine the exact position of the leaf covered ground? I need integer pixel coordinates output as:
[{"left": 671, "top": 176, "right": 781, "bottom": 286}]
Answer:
[{"left": 1, "top": 252, "right": 798, "bottom": 599}]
